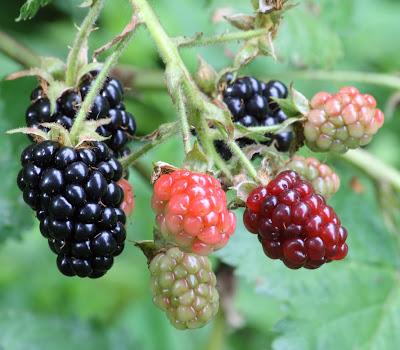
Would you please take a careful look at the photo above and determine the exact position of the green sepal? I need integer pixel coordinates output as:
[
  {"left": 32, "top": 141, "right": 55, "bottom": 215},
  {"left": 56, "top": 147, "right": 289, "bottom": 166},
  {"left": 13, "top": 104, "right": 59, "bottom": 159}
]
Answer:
[
  {"left": 183, "top": 141, "right": 210, "bottom": 173},
  {"left": 224, "top": 14, "right": 256, "bottom": 31}
]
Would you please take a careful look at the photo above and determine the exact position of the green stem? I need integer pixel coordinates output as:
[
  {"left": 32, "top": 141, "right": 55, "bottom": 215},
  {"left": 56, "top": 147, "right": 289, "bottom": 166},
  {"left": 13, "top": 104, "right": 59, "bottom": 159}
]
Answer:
[
  {"left": 65, "top": 0, "right": 105, "bottom": 85},
  {"left": 177, "top": 28, "right": 268, "bottom": 48},
  {"left": 0, "top": 31, "right": 41, "bottom": 68},
  {"left": 120, "top": 122, "right": 180, "bottom": 168},
  {"left": 197, "top": 118, "right": 233, "bottom": 179},
  {"left": 339, "top": 149, "right": 400, "bottom": 192},
  {"left": 227, "top": 139, "right": 258, "bottom": 181},
  {"left": 176, "top": 87, "right": 192, "bottom": 154},
  {"left": 70, "top": 30, "right": 134, "bottom": 144},
  {"left": 132, "top": 0, "right": 186, "bottom": 70},
  {"left": 277, "top": 70, "right": 400, "bottom": 90}
]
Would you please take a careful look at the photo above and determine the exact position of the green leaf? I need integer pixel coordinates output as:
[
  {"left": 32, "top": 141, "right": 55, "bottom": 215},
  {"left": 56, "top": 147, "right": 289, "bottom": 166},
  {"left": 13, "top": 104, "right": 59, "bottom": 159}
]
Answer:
[
  {"left": 0, "top": 80, "right": 36, "bottom": 243},
  {"left": 16, "top": 0, "right": 52, "bottom": 21},
  {"left": 0, "top": 310, "right": 105, "bottom": 350},
  {"left": 216, "top": 164, "right": 400, "bottom": 350}
]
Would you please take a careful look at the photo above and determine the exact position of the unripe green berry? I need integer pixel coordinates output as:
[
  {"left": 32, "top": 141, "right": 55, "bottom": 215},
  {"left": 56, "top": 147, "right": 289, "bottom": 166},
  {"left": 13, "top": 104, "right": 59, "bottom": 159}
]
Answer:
[{"left": 149, "top": 247, "right": 219, "bottom": 330}]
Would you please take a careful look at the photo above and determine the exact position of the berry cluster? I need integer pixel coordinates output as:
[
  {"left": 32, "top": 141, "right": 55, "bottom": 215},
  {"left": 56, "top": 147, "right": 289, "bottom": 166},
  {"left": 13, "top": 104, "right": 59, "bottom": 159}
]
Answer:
[
  {"left": 152, "top": 170, "right": 236, "bottom": 255},
  {"left": 216, "top": 77, "right": 292, "bottom": 160},
  {"left": 305, "top": 86, "right": 384, "bottom": 153},
  {"left": 26, "top": 72, "right": 136, "bottom": 160},
  {"left": 149, "top": 247, "right": 219, "bottom": 330},
  {"left": 243, "top": 170, "right": 348, "bottom": 269},
  {"left": 17, "top": 141, "right": 127, "bottom": 278},
  {"left": 286, "top": 156, "right": 340, "bottom": 199}
]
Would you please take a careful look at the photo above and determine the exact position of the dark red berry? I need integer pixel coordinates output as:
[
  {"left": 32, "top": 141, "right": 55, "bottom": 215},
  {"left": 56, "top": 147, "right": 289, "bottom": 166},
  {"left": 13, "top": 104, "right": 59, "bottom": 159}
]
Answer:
[{"left": 243, "top": 170, "right": 348, "bottom": 269}]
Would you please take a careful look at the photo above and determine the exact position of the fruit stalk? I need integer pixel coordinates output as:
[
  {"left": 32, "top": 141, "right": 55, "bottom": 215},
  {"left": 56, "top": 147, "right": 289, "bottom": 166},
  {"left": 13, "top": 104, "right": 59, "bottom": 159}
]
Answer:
[
  {"left": 131, "top": 0, "right": 259, "bottom": 180},
  {"left": 339, "top": 149, "right": 400, "bottom": 191},
  {"left": 69, "top": 27, "right": 135, "bottom": 144},
  {"left": 227, "top": 138, "right": 258, "bottom": 181},
  {"left": 176, "top": 87, "right": 192, "bottom": 154},
  {"left": 65, "top": 0, "right": 106, "bottom": 86}
]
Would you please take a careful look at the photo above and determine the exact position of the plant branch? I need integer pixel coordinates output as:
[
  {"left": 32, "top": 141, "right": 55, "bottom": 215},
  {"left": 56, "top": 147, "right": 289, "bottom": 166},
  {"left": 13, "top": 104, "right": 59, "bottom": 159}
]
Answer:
[
  {"left": 227, "top": 139, "right": 258, "bottom": 181},
  {"left": 176, "top": 28, "right": 268, "bottom": 48},
  {"left": 277, "top": 70, "right": 400, "bottom": 90},
  {"left": 120, "top": 122, "right": 180, "bottom": 168},
  {"left": 70, "top": 23, "right": 136, "bottom": 143},
  {"left": 197, "top": 118, "right": 233, "bottom": 179},
  {"left": 0, "top": 31, "right": 41, "bottom": 68},
  {"left": 176, "top": 87, "right": 192, "bottom": 154},
  {"left": 339, "top": 149, "right": 400, "bottom": 192},
  {"left": 65, "top": 0, "right": 106, "bottom": 85}
]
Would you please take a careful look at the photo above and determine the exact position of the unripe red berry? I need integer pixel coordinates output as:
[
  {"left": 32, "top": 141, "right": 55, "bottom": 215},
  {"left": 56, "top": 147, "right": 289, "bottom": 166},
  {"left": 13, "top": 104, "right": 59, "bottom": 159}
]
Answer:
[{"left": 152, "top": 170, "right": 236, "bottom": 255}]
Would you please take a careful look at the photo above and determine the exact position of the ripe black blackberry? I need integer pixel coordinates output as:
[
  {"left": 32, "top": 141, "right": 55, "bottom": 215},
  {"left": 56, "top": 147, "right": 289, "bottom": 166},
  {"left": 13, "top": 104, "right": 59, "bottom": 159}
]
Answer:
[
  {"left": 26, "top": 72, "right": 136, "bottom": 161},
  {"left": 217, "top": 77, "right": 293, "bottom": 159},
  {"left": 17, "top": 140, "right": 127, "bottom": 278}
]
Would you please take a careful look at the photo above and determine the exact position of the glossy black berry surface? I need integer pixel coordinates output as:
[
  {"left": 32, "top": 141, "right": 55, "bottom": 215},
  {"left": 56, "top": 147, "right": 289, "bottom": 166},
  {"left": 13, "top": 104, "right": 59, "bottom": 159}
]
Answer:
[
  {"left": 17, "top": 141, "right": 127, "bottom": 279},
  {"left": 220, "top": 76, "right": 293, "bottom": 159}
]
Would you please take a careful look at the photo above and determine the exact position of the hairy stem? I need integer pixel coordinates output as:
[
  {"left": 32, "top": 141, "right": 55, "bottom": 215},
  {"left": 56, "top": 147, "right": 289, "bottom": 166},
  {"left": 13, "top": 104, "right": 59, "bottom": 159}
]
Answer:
[
  {"left": 197, "top": 118, "right": 233, "bottom": 179},
  {"left": 177, "top": 28, "right": 268, "bottom": 48},
  {"left": 339, "top": 149, "right": 400, "bottom": 192},
  {"left": 227, "top": 140, "right": 258, "bottom": 181},
  {"left": 176, "top": 87, "right": 192, "bottom": 154},
  {"left": 65, "top": 0, "right": 106, "bottom": 86},
  {"left": 277, "top": 70, "right": 400, "bottom": 90},
  {"left": 70, "top": 30, "right": 135, "bottom": 144},
  {"left": 120, "top": 122, "right": 180, "bottom": 168},
  {"left": 0, "top": 31, "right": 41, "bottom": 68}
]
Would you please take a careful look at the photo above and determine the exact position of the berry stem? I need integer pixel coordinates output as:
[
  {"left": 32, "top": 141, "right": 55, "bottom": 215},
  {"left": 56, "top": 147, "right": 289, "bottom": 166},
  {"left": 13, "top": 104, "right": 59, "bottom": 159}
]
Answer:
[
  {"left": 0, "top": 30, "right": 41, "bottom": 68},
  {"left": 197, "top": 118, "right": 233, "bottom": 179},
  {"left": 131, "top": 0, "right": 261, "bottom": 183},
  {"left": 175, "top": 28, "right": 269, "bottom": 48},
  {"left": 119, "top": 122, "right": 180, "bottom": 168},
  {"left": 176, "top": 87, "right": 192, "bottom": 154},
  {"left": 227, "top": 139, "right": 259, "bottom": 182},
  {"left": 69, "top": 26, "right": 136, "bottom": 144},
  {"left": 277, "top": 70, "right": 400, "bottom": 90},
  {"left": 339, "top": 149, "right": 400, "bottom": 192},
  {"left": 65, "top": 0, "right": 106, "bottom": 86}
]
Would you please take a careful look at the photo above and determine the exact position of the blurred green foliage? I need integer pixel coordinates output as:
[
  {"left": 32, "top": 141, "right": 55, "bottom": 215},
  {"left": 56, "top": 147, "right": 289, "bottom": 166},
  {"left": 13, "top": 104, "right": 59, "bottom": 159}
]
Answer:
[{"left": 1, "top": 0, "right": 400, "bottom": 349}]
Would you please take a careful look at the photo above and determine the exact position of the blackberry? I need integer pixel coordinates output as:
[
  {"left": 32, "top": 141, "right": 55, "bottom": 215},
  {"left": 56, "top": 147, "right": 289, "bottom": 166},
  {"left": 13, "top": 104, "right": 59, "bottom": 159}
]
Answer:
[
  {"left": 218, "top": 77, "right": 292, "bottom": 159},
  {"left": 25, "top": 72, "right": 136, "bottom": 161},
  {"left": 17, "top": 141, "right": 127, "bottom": 278}
]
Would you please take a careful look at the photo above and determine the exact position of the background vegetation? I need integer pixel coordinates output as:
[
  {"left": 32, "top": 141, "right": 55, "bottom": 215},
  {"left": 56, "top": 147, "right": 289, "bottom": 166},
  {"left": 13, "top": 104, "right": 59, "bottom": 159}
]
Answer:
[{"left": 1, "top": 0, "right": 400, "bottom": 349}]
